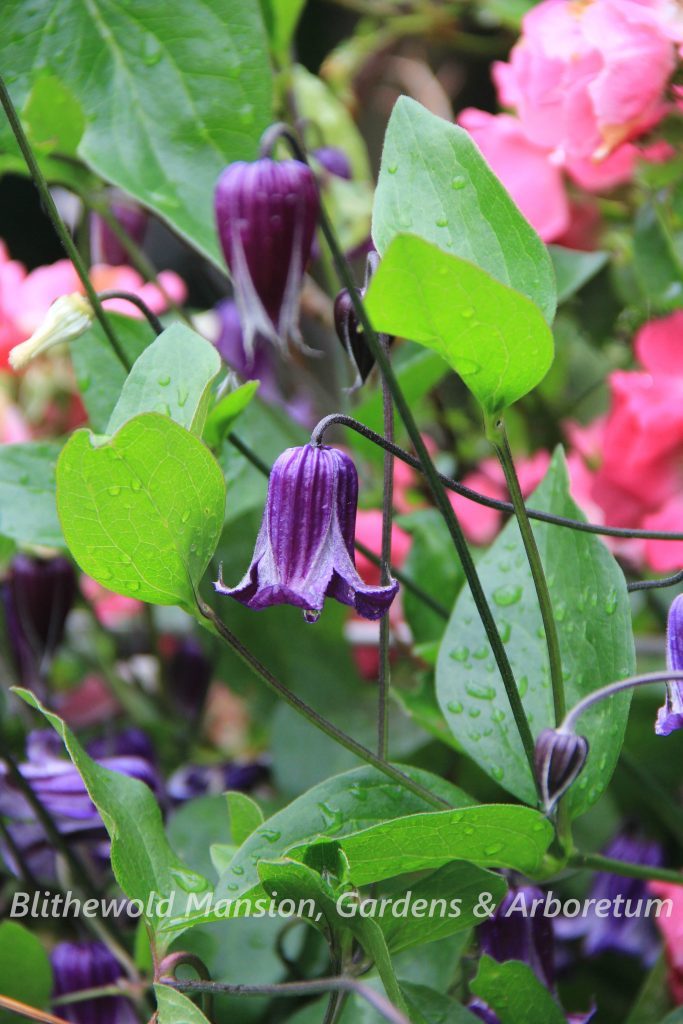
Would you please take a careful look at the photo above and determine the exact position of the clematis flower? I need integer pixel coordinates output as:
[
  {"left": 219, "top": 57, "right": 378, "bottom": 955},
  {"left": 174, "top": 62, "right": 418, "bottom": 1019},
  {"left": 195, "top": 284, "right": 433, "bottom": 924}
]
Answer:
[
  {"left": 313, "top": 146, "right": 353, "bottom": 180},
  {"left": 90, "top": 190, "right": 148, "bottom": 266},
  {"left": 2, "top": 554, "right": 77, "bottom": 693},
  {"left": 8, "top": 294, "right": 94, "bottom": 371},
  {"left": 655, "top": 594, "right": 683, "bottom": 736},
  {"left": 167, "top": 759, "right": 270, "bottom": 804},
  {"left": 534, "top": 727, "right": 589, "bottom": 813},
  {"left": 214, "top": 159, "right": 319, "bottom": 353},
  {"left": 471, "top": 883, "right": 595, "bottom": 1024},
  {"left": 215, "top": 444, "right": 398, "bottom": 622},
  {"left": 51, "top": 941, "right": 137, "bottom": 1024},
  {"left": 0, "top": 730, "right": 158, "bottom": 879},
  {"left": 556, "top": 829, "right": 663, "bottom": 964}
]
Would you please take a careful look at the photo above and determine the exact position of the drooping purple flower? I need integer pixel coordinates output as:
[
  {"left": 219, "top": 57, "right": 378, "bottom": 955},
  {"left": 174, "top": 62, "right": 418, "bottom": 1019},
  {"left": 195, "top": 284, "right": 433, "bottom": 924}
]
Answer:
[
  {"left": 472, "top": 883, "right": 595, "bottom": 1024},
  {"left": 214, "top": 298, "right": 280, "bottom": 398},
  {"left": 479, "top": 884, "right": 555, "bottom": 989},
  {"left": 0, "top": 731, "right": 159, "bottom": 879},
  {"left": 534, "top": 728, "right": 589, "bottom": 813},
  {"left": 51, "top": 941, "right": 137, "bottom": 1024},
  {"left": 555, "top": 829, "right": 663, "bottom": 965},
  {"left": 214, "top": 444, "right": 398, "bottom": 623},
  {"left": 2, "top": 553, "right": 76, "bottom": 692},
  {"left": 164, "top": 637, "right": 213, "bottom": 719},
  {"left": 167, "top": 759, "right": 270, "bottom": 804},
  {"left": 656, "top": 594, "right": 683, "bottom": 735},
  {"left": 90, "top": 191, "right": 148, "bottom": 266},
  {"left": 313, "top": 146, "right": 353, "bottom": 180},
  {"left": 214, "top": 159, "right": 319, "bottom": 353}
]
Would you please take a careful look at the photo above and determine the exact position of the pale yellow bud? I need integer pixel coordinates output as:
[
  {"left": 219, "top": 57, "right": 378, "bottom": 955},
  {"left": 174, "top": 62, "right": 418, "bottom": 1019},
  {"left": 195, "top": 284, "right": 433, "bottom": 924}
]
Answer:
[{"left": 9, "top": 294, "right": 94, "bottom": 371}]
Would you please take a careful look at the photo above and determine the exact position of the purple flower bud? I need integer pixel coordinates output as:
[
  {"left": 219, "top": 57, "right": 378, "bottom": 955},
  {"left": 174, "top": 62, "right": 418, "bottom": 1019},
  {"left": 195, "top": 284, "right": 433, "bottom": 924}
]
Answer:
[
  {"left": 165, "top": 637, "right": 212, "bottom": 719},
  {"left": 313, "top": 146, "right": 353, "bottom": 180},
  {"left": 334, "top": 288, "right": 376, "bottom": 385},
  {"left": 534, "top": 728, "right": 589, "bottom": 813},
  {"left": 555, "top": 829, "right": 663, "bottom": 964},
  {"left": 333, "top": 250, "right": 391, "bottom": 388},
  {"left": 656, "top": 594, "right": 683, "bottom": 735},
  {"left": 214, "top": 159, "right": 319, "bottom": 353},
  {"left": 2, "top": 554, "right": 77, "bottom": 691},
  {"left": 90, "top": 192, "right": 148, "bottom": 266},
  {"left": 167, "top": 759, "right": 270, "bottom": 804},
  {"left": 479, "top": 884, "right": 555, "bottom": 989},
  {"left": 214, "top": 444, "right": 398, "bottom": 622},
  {"left": 51, "top": 941, "right": 136, "bottom": 1024}
]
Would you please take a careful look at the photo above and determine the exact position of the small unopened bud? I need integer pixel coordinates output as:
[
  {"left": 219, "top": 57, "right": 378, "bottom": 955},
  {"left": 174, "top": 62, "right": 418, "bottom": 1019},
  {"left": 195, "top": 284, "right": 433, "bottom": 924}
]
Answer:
[
  {"left": 9, "top": 294, "right": 93, "bottom": 370},
  {"left": 334, "top": 288, "right": 376, "bottom": 385},
  {"left": 534, "top": 727, "right": 589, "bottom": 813}
]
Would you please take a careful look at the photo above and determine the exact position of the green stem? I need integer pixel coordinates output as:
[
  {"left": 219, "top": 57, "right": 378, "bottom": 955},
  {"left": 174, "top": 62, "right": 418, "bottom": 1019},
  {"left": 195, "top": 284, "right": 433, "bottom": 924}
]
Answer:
[
  {"left": 197, "top": 599, "right": 449, "bottom": 809},
  {"left": 312, "top": 182, "right": 537, "bottom": 790},
  {"left": 377, "top": 339, "right": 394, "bottom": 760},
  {"left": 487, "top": 416, "right": 565, "bottom": 724},
  {"left": 0, "top": 75, "right": 130, "bottom": 371},
  {"left": 570, "top": 852, "right": 683, "bottom": 887}
]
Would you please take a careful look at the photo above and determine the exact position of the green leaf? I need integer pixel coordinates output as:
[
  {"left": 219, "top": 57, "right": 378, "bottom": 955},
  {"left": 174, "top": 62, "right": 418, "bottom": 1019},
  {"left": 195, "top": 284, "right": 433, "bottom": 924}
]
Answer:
[
  {"left": 0, "top": 0, "right": 273, "bottom": 266},
  {"left": 470, "top": 956, "right": 566, "bottom": 1024},
  {"left": 263, "top": 1, "right": 307, "bottom": 64},
  {"left": 436, "top": 448, "right": 635, "bottom": 813},
  {"left": 633, "top": 203, "right": 683, "bottom": 309},
  {"left": 22, "top": 74, "right": 85, "bottom": 156},
  {"left": 372, "top": 96, "right": 556, "bottom": 323},
  {"left": 71, "top": 313, "right": 154, "bottom": 433},
  {"left": 378, "top": 862, "right": 507, "bottom": 953},
  {"left": 228, "top": 791, "right": 265, "bottom": 847},
  {"left": 549, "top": 246, "right": 608, "bottom": 304},
  {"left": 154, "top": 984, "right": 211, "bottom": 1024},
  {"left": 215, "top": 765, "right": 471, "bottom": 905},
  {"left": 203, "top": 380, "right": 260, "bottom": 450},
  {"left": 402, "top": 984, "right": 481, "bottom": 1024},
  {"left": 365, "top": 235, "right": 554, "bottom": 415},
  {"left": 316, "top": 804, "right": 552, "bottom": 885},
  {"left": 107, "top": 324, "right": 221, "bottom": 436},
  {"left": 15, "top": 689, "right": 209, "bottom": 948},
  {"left": 0, "top": 441, "right": 63, "bottom": 547},
  {"left": 0, "top": 921, "right": 52, "bottom": 1024},
  {"left": 56, "top": 413, "right": 225, "bottom": 611}
]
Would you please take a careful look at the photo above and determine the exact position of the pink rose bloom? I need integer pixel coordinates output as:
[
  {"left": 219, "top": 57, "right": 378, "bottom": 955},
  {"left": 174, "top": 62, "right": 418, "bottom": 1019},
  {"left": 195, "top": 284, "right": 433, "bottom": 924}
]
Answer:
[
  {"left": 459, "top": 109, "right": 570, "bottom": 241},
  {"left": 493, "top": 0, "right": 677, "bottom": 163},
  {"left": 649, "top": 879, "right": 683, "bottom": 1003}
]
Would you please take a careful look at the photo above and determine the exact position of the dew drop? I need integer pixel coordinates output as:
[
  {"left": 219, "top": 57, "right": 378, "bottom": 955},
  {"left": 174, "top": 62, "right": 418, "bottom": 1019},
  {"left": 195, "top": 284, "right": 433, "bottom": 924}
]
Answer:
[
  {"left": 491, "top": 766, "right": 504, "bottom": 781},
  {"left": 484, "top": 842, "right": 504, "bottom": 856},
  {"left": 447, "top": 700, "right": 463, "bottom": 714},
  {"left": 157, "top": 375, "right": 171, "bottom": 387},
  {"left": 473, "top": 646, "right": 489, "bottom": 661},
  {"left": 493, "top": 583, "right": 523, "bottom": 607},
  {"left": 465, "top": 682, "right": 496, "bottom": 700},
  {"left": 450, "top": 646, "right": 470, "bottom": 662},
  {"left": 518, "top": 675, "right": 529, "bottom": 698},
  {"left": 108, "top": 485, "right": 121, "bottom": 496},
  {"left": 451, "top": 175, "right": 466, "bottom": 190},
  {"left": 435, "top": 216, "right": 448, "bottom": 227},
  {"left": 468, "top": 707, "right": 481, "bottom": 719},
  {"left": 181, "top": 510, "right": 190, "bottom": 523},
  {"left": 604, "top": 587, "right": 618, "bottom": 614},
  {"left": 259, "top": 828, "right": 281, "bottom": 844},
  {"left": 387, "top": 164, "right": 398, "bottom": 174},
  {"left": 129, "top": 581, "right": 141, "bottom": 592},
  {"left": 499, "top": 621, "right": 512, "bottom": 643},
  {"left": 171, "top": 867, "right": 209, "bottom": 893},
  {"left": 131, "top": 479, "right": 142, "bottom": 492},
  {"left": 232, "top": 864, "right": 245, "bottom": 875}
]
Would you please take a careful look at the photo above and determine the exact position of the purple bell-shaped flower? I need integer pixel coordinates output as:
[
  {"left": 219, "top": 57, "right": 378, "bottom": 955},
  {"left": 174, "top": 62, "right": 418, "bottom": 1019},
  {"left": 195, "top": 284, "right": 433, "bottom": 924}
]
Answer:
[
  {"left": 90, "top": 190, "right": 148, "bottom": 266},
  {"left": 214, "top": 444, "right": 398, "bottom": 623},
  {"left": 656, "top": 594, "right": 683, "bottom": 735},
  {"left": 2, "top": 553, "right": 77, "bottom": 692},
  {"left": 51, "top": 941, "right": 137, "bottom": 1024},
  {"left": 214, "top": 158, "right": 319, "bottom": 354}
]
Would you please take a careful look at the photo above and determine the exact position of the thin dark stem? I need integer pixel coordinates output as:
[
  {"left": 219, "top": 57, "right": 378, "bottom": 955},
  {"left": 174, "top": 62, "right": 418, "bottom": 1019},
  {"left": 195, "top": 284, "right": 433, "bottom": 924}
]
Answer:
[
  {"left": 569, "top": 851, "right": 683, "bottom": 887},
  {"left": 311, "top": 414, "right": 683, "bottom": 545},
  {"left": 378, "top": 339, "right": 394, "bottom": 760},
  {"left": 301, "top": 181, "right": 537, "bottom": 783},
  {"left": 628, "top": 569, "right": 683, "bottom": 593},
  {"left": 562, "top": 670, "right": 683, "bottom": 732},
  {"left": 198, "top": 599, "right": 449, "bottom": 809},
  {"left": 97, "top": 291, "right": 164, "bottom": 335},
  {"left": 0, "top": 75, "right": 130, "bottom": 371},
  {"left": 488, "top": 418, "right": 565, "bottom": 724},
  {"left": 163, "top": 976, "right": 410, "bottom": 1024},
  {"left": 226, "top": 431, "right": 449, "bottom": 619}
]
